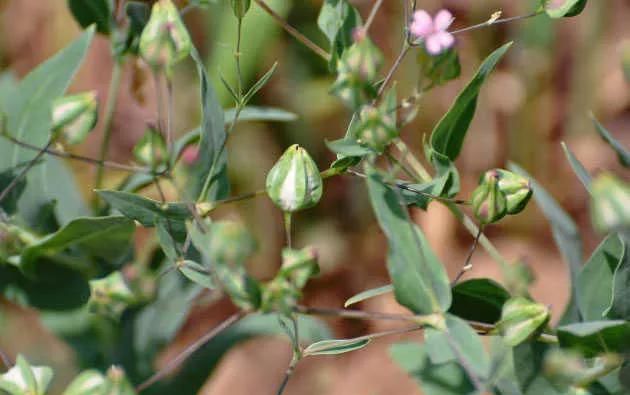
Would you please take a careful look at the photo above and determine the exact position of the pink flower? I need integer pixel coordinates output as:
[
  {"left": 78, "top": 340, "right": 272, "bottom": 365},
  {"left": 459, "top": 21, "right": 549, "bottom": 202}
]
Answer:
[
  {"left": 181, "top": 145, "right": 199, "bottom": 165},
  {"left": 410, "top": 9, "right": 455, "bottom": 55}
]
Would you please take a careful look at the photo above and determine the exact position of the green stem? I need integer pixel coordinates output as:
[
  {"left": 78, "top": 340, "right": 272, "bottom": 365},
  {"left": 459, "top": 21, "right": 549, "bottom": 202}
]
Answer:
[
  {"left": 284, "top": 211, "right": 292, "bottom": 248},
  {"left": 95, "top": 59, "right": 124, "bottom": 192}
]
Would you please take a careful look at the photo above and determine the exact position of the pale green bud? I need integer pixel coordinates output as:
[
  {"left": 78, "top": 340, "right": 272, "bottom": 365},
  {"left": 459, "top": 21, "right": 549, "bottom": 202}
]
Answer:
[
  {"left": 230, "top": 0, "right": 251, "bottom": 19},
  {"left": 88, "top": 271, "right": 136, "bottom": 319},
  {"left": 0, "top": 355, "right": 53, "bottom": 395},
  {"left": 51, "top": 91, "right": 98, "bottom": 145},
  {"left": 471, "top": 170, "right": 507, "bottom": 225},
  {"left": 266, "top": 144, "right": 323, "bottom": 212},
  {"left": 496, "top": 297, "right": 550, "bottom": 346},
  {"left": 139, "top": 0, "right": 192, "bottom": 71},
  {"left": 590, "top": 172, "right": 630, "bottom": 233},
  {"left": 495, "top": 169, "right": 533, "bottom": 215},
  {"left": 101, "top": 366, "right": 135, "bottom": 395},
  {"left": 355, "top": 103, "right": 398, "bottom": 153},
  {"left": 208, "top": 221, "right": 257, "bottom": 265},
  {"left": 280, "top": 246, "right": 319, "bottom": 289},
  {"left": 63, "top": 371, "right": 107, "bottom": 395},
  {"left": 133, "top": 127, "right": 168, "bottom": 168}
]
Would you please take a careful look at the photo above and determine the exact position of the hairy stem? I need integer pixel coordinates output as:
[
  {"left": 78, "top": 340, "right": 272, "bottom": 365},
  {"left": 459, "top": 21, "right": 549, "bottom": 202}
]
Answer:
[
  {"left": 136, "top": 312, "right": 245, "bottom": 392},
  {"left": 95, "top": 60, "right": 124, "bottom": 190}
]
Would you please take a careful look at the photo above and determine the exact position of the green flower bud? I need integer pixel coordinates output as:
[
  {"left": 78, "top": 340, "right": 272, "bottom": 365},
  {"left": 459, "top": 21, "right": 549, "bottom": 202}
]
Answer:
[
  {"left": 280, "top": 246, "right": 319, "bottom": 290},
  {"left": 544, "top": 349, "right": 622, "bottom": 391},
  {"left": 496, "top": 297, "right": 550, "bottom": 346},
  {"left": 266, "top": 144, "right": 323, "bottom": 212},
  {"left": 133, "top": 126, "right": 168, "bottom": 168},
  {"left": 88, "top": 271, "right": 136, "bottom": 319},
  {"left": 208, "top": 221, "right": 257, "bottom": 265},
  {"left": 230, "top": 0, "right": 251, "bottom": 19},
  {"left": 214, "top": 264, "right": 261, "bottom": 310},
  {"left": 495, "top": 169, "right": 533, "bottom": 215},
  {"left": 355, "top": 103, "right": 398, "bottom": 153},
  {"left": 63, "top": 371, "right": 107, "bottom": 395},
  {"left": 51, "top": 91, "right": 98, "bottom": 145},
  {"left": 0, "top": 355, "right": 53, "bottom": 395},
  {"left": 590, "top": 172, "right": 630, "bottom": 233},
  {"left": 139, "top": 0, "right": 192, "bottom": 71},
  {"left": 471, "top": 170, "right": 507, "bottom": 225},
  {"left": 331, "top": 38, "right": 383, "bottom": 109},
  {"left": 101, "top": 366, "right": 135, "bottom": 395}
]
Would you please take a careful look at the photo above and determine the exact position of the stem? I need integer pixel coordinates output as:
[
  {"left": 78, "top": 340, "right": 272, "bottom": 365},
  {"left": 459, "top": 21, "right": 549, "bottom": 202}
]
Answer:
[
  {"left": 284, "top": 212, "right": 292, "bottom": 248},
  {"left": 452, "top": 224, "right": 483, "bottom": 285},
  {"left": 166, "top": 78, "right": 174, "bottom": 157},
  {"left": 444, "top": 331, "right": 484, "bottom": 392},
  {"left": 95, "top": 60, "right": 123, "bottom": 190},
  {"left": 235, "top": 17, "right": 244, "bottom": 101},
  {"left": 363, "top": 0, "right": 384, "bottom": 35},
  {"left": 393, "top": 139, "right": 432, "bottom": 181},
  {"left": 276, "top": 353, "right": 300, "bottom": 395},
  {"left": 0, "top": 139, "right": 52, "bottom": 207},
  {"left": 377, "top": 43, "right": 410, "bottom": 99},
  {"left": 449, "top": 11, "right": 543, "bottom": 36},
  {"left": 135, "top": 312, "right": 245, "bottom": 393},
  {"left": 254, "top": 0, "right": 331, "bottom": 62},
  {"left": 0, "top": 347, "right": 12, "bottom": 369},
  {"left": 0, "top": 134, "right": 151, "bottom": 173}
]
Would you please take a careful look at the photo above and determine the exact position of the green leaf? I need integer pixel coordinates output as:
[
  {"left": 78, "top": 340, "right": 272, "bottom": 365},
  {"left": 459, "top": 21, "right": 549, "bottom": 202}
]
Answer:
[
  {"left": 0, "top": 355, "right": 53, "bottom": 395},
  {"left": 96, "top": 190, "right": 191, "bottom": 240},
  {"left": 430, "top": 42, "right": 512, "bottom": 161},
  {"left": 325, "top": 138, "right": 375, "bottom": 157},
  {"left": 591, "top": 115, "right": 630, "bottom": 168},
  {"left": 561, "top": 142, "right": 592, "bottom": 193},
  {"left": 607, "top": 238, "right": 630, "bottom": 320},
  {"left": 68, "top": 0, "right": 112, "bottom": 34},
  {"left": 224, "top": 106, "right": 298, "bottom": 124},
  {"left": 317, "top": 0, "right": 361, "bottom": 67},
  {"left": 545, "top": 0, "right": 588, "bottom": 18},
  {"left": 509, "top": 162, "right": 583, "bottom": 324},
  {"left": 303, "top": 337, "right": 370, "bottom": 356},
  {"left": 62, "top": 370, "right": 107, "bottom": 395},
  {"left": 20, "top": 216, "right": 135, "bottom": 276},
  {"left": 449, "top": 278, "right": 511, "bottom": 324},
  {"left": 242, "top": 62, "right": 278, "bottom": 104},
  {"left": 557, "top": 321, "right": 630, "bottom": 357},
  {"left": 424, "top": 314, "right": 491, "bottom": 381},
  {"left": 178, "top": 260, "right": 214, "bottom": 289},
  {"left": 0, "top": 168, "right": 27, "bottom": 215},
  {"left": 190, "top": 48, "right": 229, "bottom": 201},
  {"left": 390, "top": 342, "right": 475, "bottom": 395},
  {"left": 366, "top": 167, "right": 451, "bottom": 314},
  {"left": 0, "top": 29, "right": 94, "bottom": 224},
  {"left": 417, "top": 47, "right": 461, "bottom": 87},
  {"left": 577, "top": 234, "right": 624, "bottom": 321},
  {"left": 344, "top": 284, "right": 393, "bottom": 308},
  {"left": 513, "top": 341, "right": 564, "bottom": 394}
]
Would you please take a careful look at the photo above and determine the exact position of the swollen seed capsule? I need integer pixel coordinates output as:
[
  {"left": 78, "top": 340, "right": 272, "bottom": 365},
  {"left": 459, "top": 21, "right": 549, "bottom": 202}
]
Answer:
[
  {"left": 590, "top": 172, "right": 630, "bottom": 233},
  {"left": 471, "top": 170, "right": 507, "bottom": 225},
  {"left": 266, "top": 144, "right": 323, "bottom": 212},
  {"left": 139, "top": 0, "right": 192, "bottom": 72},
  {"left": 495, "top": 169, "right": 533, "bottom": 215},
  {"left": 230, "top": 0, "right": 251, "bottom": 19},
  {"left": 51, "top": 91, "right": 98, "bottom": 145}
]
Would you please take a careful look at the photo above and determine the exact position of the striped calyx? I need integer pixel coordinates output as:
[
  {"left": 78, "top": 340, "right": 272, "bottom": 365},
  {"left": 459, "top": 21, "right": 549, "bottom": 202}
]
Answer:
[
  {"left": 496, "top": 297, "right": 550, "bottom": 346},
  {"left": 591, "top": 172, "right": 630, "bottom": 233},
  {"left": 139, "top": 0, "right": 192, "bottom": 72},
  {"left": 51, "top": 91, "right": 98, "bottom": 145},
  {"left": 266, "top": 144, "right": 323, "bottom": 213},
  {"left": 471, "top": 169, "right": 507, "bottom": 225}
]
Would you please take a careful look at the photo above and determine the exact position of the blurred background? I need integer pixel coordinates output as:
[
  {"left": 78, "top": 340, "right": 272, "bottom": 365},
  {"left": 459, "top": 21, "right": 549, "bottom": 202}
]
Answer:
[{"left": 0, "top": 0, "right": 629, "bottom": 393}]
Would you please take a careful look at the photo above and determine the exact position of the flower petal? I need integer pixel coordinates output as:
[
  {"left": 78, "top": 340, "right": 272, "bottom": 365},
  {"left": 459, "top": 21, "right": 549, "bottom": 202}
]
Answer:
[
  {"left": 410, "top": 10, "right": 433, "bottom": 38},
  {"left": 434, "top": 9, "right": 454, "bottom": 31},
  {"left": 435, "top": 31, "right": 455, "bottom": 49},
  {"left": 425, "top": 34, "right": 443, "bottom": 55}
]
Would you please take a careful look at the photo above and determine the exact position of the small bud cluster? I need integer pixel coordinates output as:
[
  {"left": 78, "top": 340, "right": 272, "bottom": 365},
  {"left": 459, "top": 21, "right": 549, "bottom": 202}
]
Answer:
[
  {"left": 51, "top": 91, "right": 98, "bottom": 145},
  {"left": 471, "top": 169, "right": 533, "bottom": 225}
]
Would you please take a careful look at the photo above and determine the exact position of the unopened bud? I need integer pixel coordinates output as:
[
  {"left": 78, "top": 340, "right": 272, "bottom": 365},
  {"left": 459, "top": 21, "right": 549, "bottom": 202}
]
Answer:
[
  {"left": 133, "top": 127, "right": 168, "bottom": 168},
  {"left": 355, "top": 103, "right": 398, "bottom": 153},
  {"left": 51, "top": 91, "right": 98, "bottom": 145},
  {"left": 590, "top": 172, "right": 630, "bottom": 233},
  {"left": 88, "top": 271, "right": 136, "bottom": 319},
  {"left": 266, "top": 144, "right": 323, "bottom": 212},
  {"left": 280, "top": 246, "right": 319, "bottom": 289},
  {"left": 497, "top": 297, "right": 550, "bottom": 346},
  {"left": 139, "top": 0, "right": 192, "bottom": 71},
  {"left": 471, "top": 170, "right": 507, "bottom": 225},
  {"left": 495, "top": 169, "right": 532, "bottom": 215}
]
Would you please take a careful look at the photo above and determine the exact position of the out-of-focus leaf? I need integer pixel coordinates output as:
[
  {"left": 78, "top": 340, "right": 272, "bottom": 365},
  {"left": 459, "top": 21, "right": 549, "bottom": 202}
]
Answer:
[
  {"left": 325, "top": 138, "right": 374, "bottom": 157},
  {"left": 242, "top": 62, "right": 277, "bottom": 104},
  {"left": 0, "top": 30, "right": 94, "bottom": 224},
  {"left": 62, "top": 370, "right": 107, "bottom": 395},
  {"left": 144, "top": 313, "right": 330, "bottom": 395},
  {"left": 190, "top": 48, "right": 229, "bottom": 201},
  {"left": 591, "top": 115, "right": 630, "bottom": 168},
  {"left": 68, "top": 0, "right": 112, "bottom": 34},
  {"left": 96, "top": 190, "right": 190, "bottom": 240},
  {"left": 417, "top": 47, "right": 461, "bottom": 87},
  {"left": 224, "top": 106, "right": 298, "bottom": 124},
  {"left": 545, "top": 0, "right": 588, "bottom": 18},
  {"left": 390, "top": 342, "right": 475, "bottom": 395},
  {"left": 20, "top": 216, "right": 135, "bottom": 276},
  {"left": 0, "top": 168, "right": 27, "bottom": 215},
  {"left": 178, "top": 260, "right": 214, "bottom": 289},
  {"left": 607, "top": 239, "right": 630, "bottom": 320},
  {"left": 561, "top": 142, "right": 591, "bottom": 193},
  {"left": 317, "top": 0, "right": 361, "bottom": 67},
  {"left": 590, "top": 173, "right": 630, "bottom": 234},
  {"left": 303, "top": 337, "right": 370, "bottom": 356},
  {"left": 430, "top": 42, "right": 512, "bottom": 161},
  {"left": 0, "top": 355, "right": 53, "bottom": 395},
  {"left": 344, "top": 284, "right": 393, "bottom": 308},
  {"left": 513, "top": 341, "right": 564, "bottom": 394},
  {"left": 557, "top": 321, "right": 630, "bottom": 357},
  {"left": 577, "top": 234, "right": 623, "bottom": 321},
  {"left": 449, "top": 279, "right": 510, "bottom": 324},
  {"left": 366, "top": 167, "right": 451, "bottom": 315},
  {"left": 509, "top": 162, "right": 583, "bottom": 324}
]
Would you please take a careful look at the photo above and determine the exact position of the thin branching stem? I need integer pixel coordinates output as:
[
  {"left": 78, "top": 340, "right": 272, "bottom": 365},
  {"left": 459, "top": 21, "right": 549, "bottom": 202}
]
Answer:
[
  {"left": 0, "top": 140, "right": 52, "bottom": 208},
  {"left": 449, "top": 11, "right": 543, "bottom": 36},
  {"left": 452, "top": 224, "right": 484, "bottom": 285},
  {"left": 136, "top": 311, "right": 246, "bottom": 393},
  {"left": 95, "top": 59, "right": 124, "bottom": 190},
  {"left": 254, "top": 0, "right": 331, "bottom": 62},
  {"left": 376, "top": 43, "right": 410, "bottom": 99},
  {"left": 276, "top": 353, "right": 300, "bottom": 395},
  {"left": 0, "top": 134, "right": 151, "bottom": 173},
  {"left": 363, "top": 0, "right": 385, "bottom": 35}
]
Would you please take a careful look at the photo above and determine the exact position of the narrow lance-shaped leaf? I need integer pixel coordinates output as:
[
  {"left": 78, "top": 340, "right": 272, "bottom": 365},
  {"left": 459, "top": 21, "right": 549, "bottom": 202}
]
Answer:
[
  {"left": 303, "top": 337, "right": 370, "bottom": 356},
  {"left": 591, "top": 114, "right": 630, "bottom": 168},
  {"left": 366, "top": 166, "right": 451, "bottom": 314},
  {"left": 68, "top": 0, "right": 112, "bottom": 34},
  {"left": 561, "top": 142, "right": 592, "bottom": 193},
  {"left": 430, "top": 42, "right": 512, "bottom": 161},
  {"left": 344, "top": 284, "right": 393, "bottom": 308},
  {"left": 557, "top": 320, "right": 630, "bottom": 357}
]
